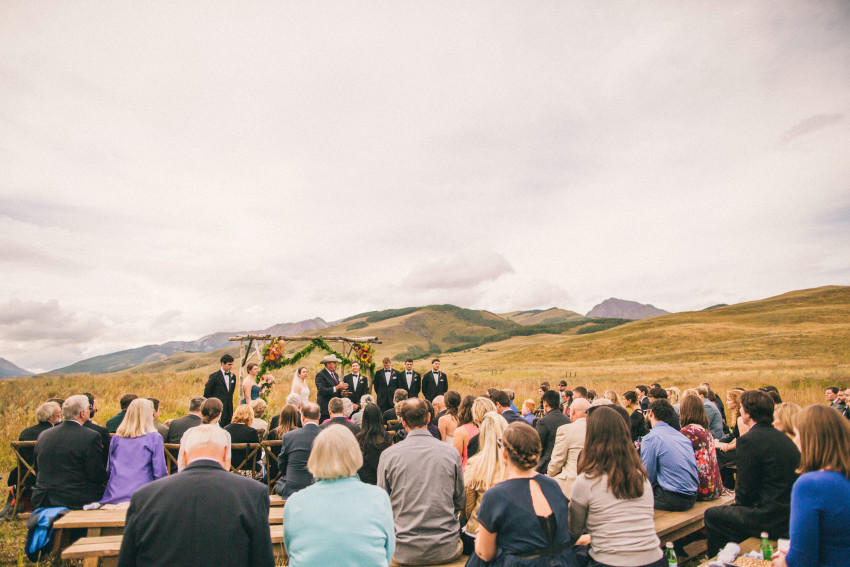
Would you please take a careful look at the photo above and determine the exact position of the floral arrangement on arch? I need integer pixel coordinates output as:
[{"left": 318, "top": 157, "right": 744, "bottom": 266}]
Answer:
[
  {"left": 353, "top": 342, "right": 374, "bottom": 367},
  {"left": 264, "top": 339, "right": 286, "bottom": 364}
]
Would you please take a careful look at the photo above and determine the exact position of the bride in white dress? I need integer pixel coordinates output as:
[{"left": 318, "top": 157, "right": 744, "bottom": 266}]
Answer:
[{"left": 290, "top": 366, "right": 311, "bottom": 402}]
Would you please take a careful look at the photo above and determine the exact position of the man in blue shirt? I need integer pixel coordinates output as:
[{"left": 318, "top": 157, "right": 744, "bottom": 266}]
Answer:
[{"left": 641, "top": 400, "right": 699, "bottom": 511}]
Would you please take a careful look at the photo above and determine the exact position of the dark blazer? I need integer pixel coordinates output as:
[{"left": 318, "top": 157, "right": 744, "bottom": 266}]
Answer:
[
  {"left": 421, "top": 370, "right": 448, "bottom": 402},
  {"left": 224, "top": 423, "right": 260, "bottom": 471},
  {"left": 315, "top": 368, "right": 342, "bottom": 420},
  {"left": 275, "top": 423, "right": 321, "bottom": 498},
  {"left": 630, "top": 409, "right": 649, "bottom": 442},
  {"left": 500, "top": 409, "right": 521, "bottom": 424},
  {"left": 166, "top": 414, "right": 202, "bottom": 444},
  {"left": 18, "top": 422, "right": 53, "bottom": 463},
  {"left": 383, "top": 407, "right": 398, "bottom": 425},
  {"left": 203, "top": 370, "right": 237, "bottom": 426},
  {"left": 343, "top": 373, "right": 371, "bottom": 407},
  {"left": 535, "top": 409, "right": 570, "bottom": 473},
  {"left": 357, "top": 432, "right": 392, "bottom": 485},
  {"left": 117, "top": 459, "right": 274, "bottom": 567},
  {"left": 320, "top": 416, "right": 360, "bottom": 436},
  {"left": 397, "top": 370, "right": 421, "bottom": 398},
  {"left": 83, "top": 420, "right": 111, "bottom": 466},
  {"left": 31, "top": 421, "right": 107, "bottom": 509},
  {"left": 106, "top": 410, "right": 126, "bottom": 434},
  {"left": 373, "top": 368, "right": 399, "bottom": 412},
  {"left": 733, "top": 422, "right": 800, "bottom": 536}
]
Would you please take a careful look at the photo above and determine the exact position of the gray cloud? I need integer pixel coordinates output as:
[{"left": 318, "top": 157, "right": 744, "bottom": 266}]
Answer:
[
  {"left": 403, "top": 251, "right": 514, "bottom": 290},
  {"left": 781, "top": 113, "right": 844, "bottom": 145}
]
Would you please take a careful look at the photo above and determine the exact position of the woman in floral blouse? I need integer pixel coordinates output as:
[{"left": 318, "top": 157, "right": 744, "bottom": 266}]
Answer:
[{"left": 678, "top": 394, "right": 723, "bottom": 501}]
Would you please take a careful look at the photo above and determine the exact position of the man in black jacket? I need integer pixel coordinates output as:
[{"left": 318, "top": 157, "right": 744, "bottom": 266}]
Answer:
[
  {"left": 421, "top": 358, "right": 449, "bottom": 402},
  {"left": 374, "top": 357, "right": 399, "bottom": 413},
  {"left": 397, "top": 358, "right": 421, "bottom": 399},
  {"left": 203, "top": 354, "right": 237, "bottom": 426},
  {"left": 83, "top": 393, "right": 111, "bottom": 466},
  {"left": 343, "top": 362, "right": 370, "bottom": 412},
  {"left": 275, "top": 403, "right": 322, "bottom": 498},
  {"left": 536, "top": 390, "right": 570, "bottom": 473},
  {"left": 117, "top": 424, "right": 274, "bottom": 567},
  {"left": 320, "top": 398, "right": 361, "bottom": 436},
  {"left": 315, "top": 354, "right": 347, "bottom": 422},
  {"left": 704, "top": 389, "right": 800, "bottom": 555},
  {"left": 31, "top": 395, "right": 107, "bottom": 510},
  {"left": 166, "top": 396, "right": 206, "bottom": 443}
]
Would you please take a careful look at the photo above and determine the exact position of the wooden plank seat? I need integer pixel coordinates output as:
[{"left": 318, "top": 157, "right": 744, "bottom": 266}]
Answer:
[
  {"left": 653, "top": 492, "right": 735, "bottom": 546},
  {"left": 61, "top": 525, "right": 288, "bottom": 566}
]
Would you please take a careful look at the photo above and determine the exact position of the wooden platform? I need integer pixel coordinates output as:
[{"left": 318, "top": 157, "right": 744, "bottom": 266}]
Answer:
[{"left": 653, "top": 492, "right": 734, "bottom": 546}]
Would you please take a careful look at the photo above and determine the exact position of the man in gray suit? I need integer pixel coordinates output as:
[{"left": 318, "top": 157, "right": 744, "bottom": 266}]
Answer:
[{"left": 275, "top": 402, "right": 322, "bottom": 498}]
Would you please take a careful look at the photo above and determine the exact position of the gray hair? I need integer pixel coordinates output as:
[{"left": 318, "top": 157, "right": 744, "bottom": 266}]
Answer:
[
  {"left": 62, "top": 395, "right": 90, "bottom": 421},
  {"left": 36, "top": 401, "right": 61, "bottom": 423},
  {"left": 342, "top": 397, "right": 354, "bottom": 418},
  {"left": 360, "top": 394, "right": 374, "bottom": 406},
  {"left": 286, "top": 393, "right": 302, "bottom": 407},
  {"left": 182, "top": 424, "right": 231, "bottom": 461},
  {"left": 188, "top": 396, "right": 206, "bottom": 412}
]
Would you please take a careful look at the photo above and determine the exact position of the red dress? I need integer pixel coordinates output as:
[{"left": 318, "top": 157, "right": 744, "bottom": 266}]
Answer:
[{"left": 680, "top": 424, "right": 723, "bottom": 500}]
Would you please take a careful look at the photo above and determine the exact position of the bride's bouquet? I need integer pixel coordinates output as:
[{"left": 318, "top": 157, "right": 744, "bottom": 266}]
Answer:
[{"left": 258, "top": 374, "right": 276, "bottom": 400}]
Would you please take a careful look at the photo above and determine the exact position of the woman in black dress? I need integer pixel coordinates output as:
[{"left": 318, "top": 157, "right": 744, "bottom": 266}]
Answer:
[{"left": 356, "top": 404, "right": 392, "bottom": 485}]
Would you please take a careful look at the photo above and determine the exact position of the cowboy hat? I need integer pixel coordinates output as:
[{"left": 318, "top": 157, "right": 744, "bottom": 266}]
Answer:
[{"left": 320, "top": 354, "right": 341, "bottom": 364}]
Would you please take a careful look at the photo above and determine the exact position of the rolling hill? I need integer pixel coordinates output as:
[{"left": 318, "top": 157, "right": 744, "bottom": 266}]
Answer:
[
  {"left": 0, "top": 358, "right": 31, "bottom": 379},
  {"left": 500, "top": 308, "right": 584, "bottom": 326}
]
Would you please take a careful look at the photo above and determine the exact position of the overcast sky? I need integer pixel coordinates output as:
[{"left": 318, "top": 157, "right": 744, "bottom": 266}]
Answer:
[{"left": 2, "top": 2, "right": 849, "bottom": 372}]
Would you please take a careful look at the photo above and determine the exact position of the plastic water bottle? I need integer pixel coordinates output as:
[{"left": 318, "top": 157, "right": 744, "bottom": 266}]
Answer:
[
  {"left": 665, "top": 542, "right": 677, "bottom": 567},
  {"left": 761, "top": 532, "right": 772, "bottom": 560}
]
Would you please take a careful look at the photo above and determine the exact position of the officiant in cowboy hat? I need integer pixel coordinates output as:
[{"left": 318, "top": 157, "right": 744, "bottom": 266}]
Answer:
[{"left": 315, "top": 354, "right": 348, "bottom": 422}]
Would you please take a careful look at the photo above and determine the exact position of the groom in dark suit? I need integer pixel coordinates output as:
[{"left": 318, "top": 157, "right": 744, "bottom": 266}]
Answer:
[
  {"left": 343, "top": 361, "right": 371, "bottom": 412},
  {"left": 203, "top": 354, "right": 236, "bottom": 426},
  {"left": 421, "top": 358, "right": 448, "bottom": 402},
  {"left": 315, "top": 354, "right": 347, "bottom": 422}
]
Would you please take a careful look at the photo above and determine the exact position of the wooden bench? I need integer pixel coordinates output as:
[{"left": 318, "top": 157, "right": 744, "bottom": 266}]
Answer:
[
  {"left": 61, "top": 525, "right": 287, "bottom": 566},
  {"left": 653, "top": 492, "right": 735, "bottom": 554}
]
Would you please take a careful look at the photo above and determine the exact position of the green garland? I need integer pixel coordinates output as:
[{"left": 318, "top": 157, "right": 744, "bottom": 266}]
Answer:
[{"left": 257, "top": 336, "right": 375, "bottom": 378}]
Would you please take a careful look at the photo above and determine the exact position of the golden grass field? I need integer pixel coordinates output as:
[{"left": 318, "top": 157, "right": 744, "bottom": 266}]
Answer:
[{"left": 0, "top": 286, "right": 847, "bottom": 564}]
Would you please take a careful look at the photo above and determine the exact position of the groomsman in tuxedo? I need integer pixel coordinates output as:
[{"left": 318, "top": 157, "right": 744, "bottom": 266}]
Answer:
[
  {"left": 203, "top": 354, "right": 237, "bottom": 426},
  {"left": 422, "top": 358, "right": 448, "bottom": 402},
  {"left": 343, "top": 362, "right": 370, "bottom": 412},
  {"left": 374, "top": 357, "right": 399, "bottom": 413},
  {"left": 315, "top": 354, "right": 347, "bottom": 422},
  {"left": 398, "top": 358, "right": 421, "bottom": 399}
]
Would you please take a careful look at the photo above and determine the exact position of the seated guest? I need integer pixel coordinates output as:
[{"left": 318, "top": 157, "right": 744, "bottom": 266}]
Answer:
[
  {"left": 431, "top": 395, "right": 446, "bottom": 427},
  {"left": 166, "top": 397, "right": 205, "bottom": 443},
  {"left": 385, "top": 389, "right": 410, "bottom": 424},
  {"left": 357, "top": 404, "right": 393, "bottom": 485},
  {"left": 698, "top": 387, "right": 725, "bottom": 440},
  {"left": 536, "top": 390, "right": 570, "bottom": 474},
  {"left": 623, "top": 391, "right": 648, "bottom": 442},
  {"left": 377, "top": 398, "right": 465, "bottom": 565},
  {"left": 100, "top": 399, "right": 167, "bottom": 505},
  {"left": 521, "top": 399, "right": 536, "bottom": 425},
  {"left": 678, "top": 395, "right": 723, "bottom": 501},
  {"left": 715, "top": 388, "right": 747, "bottom": 488},
  {"left": 249, "top": 398, "right": 269, "bottom": 439},
  {"left": 31, "top": 395, "right": 107, "bottom": 509},
  {"left": 666, "top": 387, "right": 681, "bottom": 413},
  {"left": 772, "top": 404, "right": 850, "bottom": 567},
  {"left": 275, "top": 402, "right": 322, "bottom": 498},
  {"left": 106, "top": 393, "right": 139, "bottom": 433},
  {"left": 351, "top": 394, "right": 374, "bottom": 426},
  {"left": 773, "top": 402, "right": 801, "bottom": 441},
  {"left": 438, "top": 390, "right": 461, "bottom": 442},
  {"left": 117, "top": 425, "right": 274, "bottom": 566},
  {"left": 603, "top": 389, "right": 622, "bottom": 407},
  {"left": 640, "top": 400, "right": 698, "bottom": 511},
  {"left": 201, "top": 398, "right": 223, "bottom": 424},
  {"left": 269, "top": 393, "right": 302, "bottom": 431},
  {"left": 469, "top": 421, "right": 577, "bottom": 567},
  {"left": 635, "top": 385, "right": 650, "bottom": 411},
  {"left": 462, "top": 412, "right": 507, "bottom": 554},
  {"left": 425, "top": 400, "right": 442, "bottom": 439},
  {"left": 146, "top": 398, "right": 169, "bottom": 439},
  {"left": 285, "top": 425, "right": 395, "bottom": 567},
  {"left": 466, "top": 397, "right": 498, "bottom": 460},
  {"left": 648, "top": 388, "right": 680, "bottom": 429},
  {"left": 452, "top": 395, "right": 478, "bottom": 467},
  {"left": 265, "top": 404, "right": 300, "bottom": 485},
  {"left": 705, "top": 390, "right": 800, "bottom": 555},
  {"left": 547, "top": 398, "right": 590, "bottom": 498},
  {"left": 224, "top": 405, "right": 261, "bottom": 477},
  {"left": 569, "top": 407, "right": 665, "bottom": 567},
  {"left": 492, "top": 390, "right": 521, "bottom": 424},
  {"left": 320, "top": 398, "right": 360, "bottom": 435},
  {"left": 573, "top": 386, "right": 588, "bottom": 401},
  {"left": 83, "top": 394, "right": 111, "bottom": 464}
]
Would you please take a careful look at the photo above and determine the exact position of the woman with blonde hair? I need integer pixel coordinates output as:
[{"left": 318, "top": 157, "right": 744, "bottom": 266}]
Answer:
[
  {"left": 602, "top": 390, "right": 621, "bottom": 407},
  {"left": 284, "top": 425, "right": 395, "bottom": 566},
  {"left": 99, "top": 398, "right": 167, "bottom": 504},
  {"left": 716, "top": 388, "right": 747, "bottom": 489},
  {"left": 455, "top": 397, "right": 496, "bottom": 467},
  {"left": 249, "top": 398, "right": 269, "bottom": 439},
  {"left": 773, "top": 402, "right": 801, "bottom": 440},
  {"left": 772, "top": 405, "right": 850, "bottom": 567},
  {"left": 666, "top": 387, "right": 681, "bottom": 410},
  {"left": 462, "top": 412, "right": 507, "bottom": 554},
  {"left": 225, "top": 404, "right": 260, "bottom": 477}
]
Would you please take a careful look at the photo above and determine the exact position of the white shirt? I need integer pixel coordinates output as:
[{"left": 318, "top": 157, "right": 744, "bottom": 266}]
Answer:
[
  {"left": 221, "top": 367, "right": 230, "bottom": 391},
  {"left": 405, "top": 372, "right": 413, "bottom": 388}
]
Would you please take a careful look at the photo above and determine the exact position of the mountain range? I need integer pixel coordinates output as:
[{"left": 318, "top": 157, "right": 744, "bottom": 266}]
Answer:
[{"left": 0, "top": 358, "right": 32, "bottom": 379}]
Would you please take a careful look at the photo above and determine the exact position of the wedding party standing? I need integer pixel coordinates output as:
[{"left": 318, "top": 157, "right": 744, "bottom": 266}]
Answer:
[
  {"left": 422, "top": 358, "right": 449, "bottom": 402},
  {"left": 241, "top": 363, "right": 260, "bottom": 404}
]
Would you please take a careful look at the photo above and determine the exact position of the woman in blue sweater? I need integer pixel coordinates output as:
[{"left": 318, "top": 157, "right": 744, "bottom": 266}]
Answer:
[{"left": 772, "top": 404, "right": 850, "bottom": 567}]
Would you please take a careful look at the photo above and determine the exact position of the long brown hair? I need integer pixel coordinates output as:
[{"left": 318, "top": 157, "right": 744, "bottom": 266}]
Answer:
[
  {"left": 796, "top": 404, "right": 850, "bottom": 478},
  {"left": 679, "top": 395, "right": 709, "bottom": 430},
  {"left": 201, "top": 398, "right": 222, "bottom": 424},
  {"left": 275, "top": 405, "right": 299, "bottom": 438},
  {"left": 458, "top": 395, "right": 476, "bottom": 426},
  {"left": 578, "top": 406, "right": 647, "bottom": 500}
]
